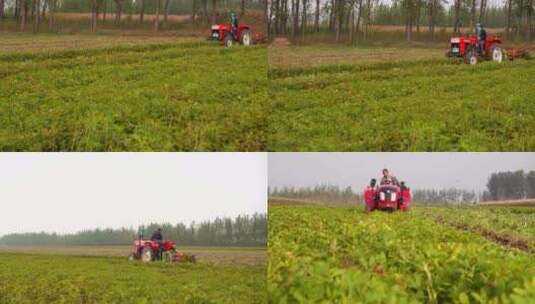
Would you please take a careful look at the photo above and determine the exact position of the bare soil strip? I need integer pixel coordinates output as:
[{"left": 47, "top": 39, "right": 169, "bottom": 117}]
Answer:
[{"left": 434, "top": 216, "right": 533, "bottom": 253}]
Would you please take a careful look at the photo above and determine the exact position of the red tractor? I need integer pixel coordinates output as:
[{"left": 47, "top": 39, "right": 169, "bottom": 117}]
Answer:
[
  {"left": 447, "top": 34, "right": 504, "bottom": 64},
  {"left": 210, "top": 23, "right": 252, "bottom": 47},
  {"left": 128, "top": 238, "right": 196, "bottom": 263},
  {"left": 364, "top": 182, "right": 411, "bottom": 212}
]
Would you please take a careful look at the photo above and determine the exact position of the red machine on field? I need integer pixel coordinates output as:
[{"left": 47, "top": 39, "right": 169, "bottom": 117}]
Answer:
[
  {"left": 447, "top": 34, "right": 504, "bottom": 64},
  {"left": 364, "top": 182, "right": 411, "bottom": 212},
  {"left": 210, "top": 23, "right": 252, "bottom": 47},
  {"left": 128, "top": 238, "right": 196, "bottom": 263}
]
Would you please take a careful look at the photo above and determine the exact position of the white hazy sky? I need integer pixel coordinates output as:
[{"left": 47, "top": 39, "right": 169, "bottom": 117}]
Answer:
[
  {"left": 0, "top": 153, "right": 267, "bottom": 236},
  {"left": 269, "top": 153, "right": 535, "bottom": 192}
]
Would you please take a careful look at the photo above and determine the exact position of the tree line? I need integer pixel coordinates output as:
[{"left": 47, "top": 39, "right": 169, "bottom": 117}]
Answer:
[
  {"left": 0, "top": 0, "right": 263, "bottom": 32},
  {"left": 267, "top": 0, "right": 534, "bottom": 42},
  {"left": 269, "top": 170, "right": 535, "bottom": 205},
  {"left": 0, "top": 213, "right": 267, "bottom": 247},
  {"left": 482, "top": 170, "right": 535, "bottom": 201},
  {"left": 269, "top": 184, "right": 480, "bottom": 205}
]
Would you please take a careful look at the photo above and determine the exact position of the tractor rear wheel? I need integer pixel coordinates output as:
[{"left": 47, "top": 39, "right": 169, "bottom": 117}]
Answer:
[
  {"left": 490, "top": 45, "right": 504, "bottom": 63},
  {"left": 465, "top": 49, "right": 478, "bottom": 65},
  {"left": 240, "top": 30, "right": 252, "bottom": 46},
  {"left": 141, "top": 246, "right": 153, "bottom": 263},
  {"left": 224, "top": 34, "right": 233, "bottom": 48}
]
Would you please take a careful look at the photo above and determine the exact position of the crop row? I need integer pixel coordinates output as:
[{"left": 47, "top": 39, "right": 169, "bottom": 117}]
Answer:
[
  {"left": 0, "top": 43, "right": 267, "bottom": 151},
  {"left": 268, "top": 59, "right": 535, "bottom": 151},
  {"left": 416, "top": 206, "right": 535, "bottom": 250},
  {"left": 268, "top": 206, "right": 535, "bottom": 303},
  {"left": 0, "top": 253, "right": 266, "bottom": 304}
]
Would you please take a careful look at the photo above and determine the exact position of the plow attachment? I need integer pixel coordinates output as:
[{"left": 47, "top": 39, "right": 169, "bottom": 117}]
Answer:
[{"left": 504, "top": 48, "right": 531, "bottom": 61}]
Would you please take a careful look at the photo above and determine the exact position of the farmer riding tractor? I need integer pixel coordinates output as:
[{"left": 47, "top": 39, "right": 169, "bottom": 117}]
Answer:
[
  {"left": 128, "top": 233, "right": 196, "bottom": 264},
  {"left": 364, "top": 177, "right": 412, "bottom": 213},
  {"left": 210, "top": 13, "right": 252, "bottom": 47},
  {"left": 447, "top": 24, "right": 504, "bottom": 65}
]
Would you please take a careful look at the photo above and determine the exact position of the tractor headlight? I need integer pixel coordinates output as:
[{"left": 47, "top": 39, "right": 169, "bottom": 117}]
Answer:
[
  {"left": 391, "top": 193, "right": 396, "bottom": 201},
  {"left": 380, "top": 192, "right": 385, "bottom": 201}
]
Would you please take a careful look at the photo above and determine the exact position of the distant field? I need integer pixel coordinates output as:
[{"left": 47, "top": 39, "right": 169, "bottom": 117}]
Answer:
[
  {"left": 479, "top": 198, "right": 535, "bottom": 207},
  {"left": 0, "top": 33, "right": 201, "bottom": 54},
  {"left": 0, "top": 251, "right": 266, "bottom": 303},
  {"left": 0, "top": 245, "right": 266, "bottom": 265},
  {"left": 268, "top": 54, "right": 535, "bottom": 151},
  {"left": 0, "top": 41, "right": 267, "bottom": 151},
  {"left": 269, "top": 44, "right": 446, "bottom": 68}
]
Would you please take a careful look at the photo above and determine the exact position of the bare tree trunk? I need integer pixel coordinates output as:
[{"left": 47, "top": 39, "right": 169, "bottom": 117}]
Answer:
[
  {"left": 349, "top": 1, "right": 355, "bottom": 43},
  {"left": 0, "top": 0, "right": 4, "bottom": 20},
  {"left": 91, "top": 0, "right": 97, "bottom": 32},
  {"left": 139, "top": 0, "right": 144, "bottom": 22},
  {"left": 527, "top": 0, "right": 532, "bottom": 41},
  {"left": 314, "top": 0, "right": 319, "bottom": 31},
  {"left": 33, "top": 0, "right": 40, "bottom": 32},
  {"left": 241, "top": 0, "right": 245, "bottom": 16},
  {"left": 154, "top": 0, "right": 161, "bottom": 31},
  {"left": 164, "top": 0, "right": 170, "bottom": 23},
  {"left": 478, "top": 0, "right": 486, "bottom": 24},
  {"left": 211, "top": 0, "right": 217, "bottom": 25},
  {"left": 191, "top": 0, "right": 197, "bottom": 24},
  {"left": 470, "top": 0, "right": 476, "bottom": 28},
  {"left": 103, "top": 0, "right": 107, "bottom": 21},
  {"left": 114, "top": 0, "right": 123, "bottom": 25},
  {"left": 15, "top": 0, "right": 20, "bottom": 19},
  {"left": 41, "top": 0, "right": 47, "bottom": 20},
  {"left": 48, "top": 0, "right": 54, "bottom": 29},
  {"left": 201, "top": 0, "right": 208, "bottom": 24},
  {"left": 453, "top": 0, "right": 461, "bottom": 34},
  {"left": 506, "top": 0, "right": 512, "bottom": 35},
  {"left": 20, "top": 0, "right": 27, "bottom": 31},
  {"left": 301, "top": 0, "right": 307, "bottom": 40}
]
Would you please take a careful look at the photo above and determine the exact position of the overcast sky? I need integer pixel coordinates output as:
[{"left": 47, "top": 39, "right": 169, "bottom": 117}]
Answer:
[
  {"left": 0, "top": 153, "right": 267, "bottom": 236},
  {"left": 269, "top": 153, "right": 535, "bottom": 192}
]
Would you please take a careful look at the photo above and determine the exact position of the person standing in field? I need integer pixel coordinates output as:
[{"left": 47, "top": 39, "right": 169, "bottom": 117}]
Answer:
[
  {"left": 231, "top": 12, "right": 239, "bottom": 39},
  {"left": 380, "top": 168, "right": 400, "bottom": 186},
  {"left": 475, "top": 23, "right": 487, "bottom": 55},
  {"left": 151, "top": 228, "right": 163, "bottom": 260}
]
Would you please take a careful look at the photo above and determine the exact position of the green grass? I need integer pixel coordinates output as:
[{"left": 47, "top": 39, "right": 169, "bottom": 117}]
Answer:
[
  {"left": 0, "top": 42, "right": 267, "bottom": 151},
  {"left": 268, "top": 59, "right": 535, "bottom": 151},
  {"left": 269, "top": 205, "right": 535, "bottom": 303},
  {"left": 0, "top": 252, "right": 266, "bottom": 303}
]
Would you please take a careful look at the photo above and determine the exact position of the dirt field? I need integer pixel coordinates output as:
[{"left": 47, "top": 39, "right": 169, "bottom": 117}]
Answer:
[
  {"left": 269, "top": 44, "right": 446, "bottom": 68},
  {"left": 0, "top": 33, "right": 202, "bottom": 54},
  {"left": 0, "top": 245, "right": 266, "bottom": 265}
]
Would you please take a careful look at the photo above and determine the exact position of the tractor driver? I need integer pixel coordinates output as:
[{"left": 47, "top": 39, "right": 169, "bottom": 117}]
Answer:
[
  {"left": 475, "top": 23, "right": 487, "bottom": 55},
  {"left": 380, "top": 168, "right": 400, "bottom": 186},
  {"left": 231, "top": 12, "right": 239, "bottom": 39},
  {"left": 151, "top": 228, "right": 163, "bottom": 260}
]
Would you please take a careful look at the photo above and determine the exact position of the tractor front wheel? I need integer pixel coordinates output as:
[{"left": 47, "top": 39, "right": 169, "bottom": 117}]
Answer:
[
  {"left": 490, "top": 45, "right": 504, "bottom": 63},
  {"left": 240, "top": 30, "right": 252, "bottom": 46},
  {"left": 465, "top": 49, "right": 478, "bottom": 65},
  {"left": 141, "top": 246, "right": 153, "bottom": 263},
  {"left": 224, "top": 34, "right": 233, "bottom": 48}
]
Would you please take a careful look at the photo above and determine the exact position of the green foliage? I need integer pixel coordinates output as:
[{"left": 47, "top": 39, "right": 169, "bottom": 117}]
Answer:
[
  {"left": 268, "top": 205, "right": 535, "bottom": 303},
  {"left": 0, "top": 253, "right": 266, "bottom": 303},
  {"left": 0, "top": 42, "right": 267, "bottom": 151},
  {"left": 268, "top": 59, "right": 535, "bottom": 151}
]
